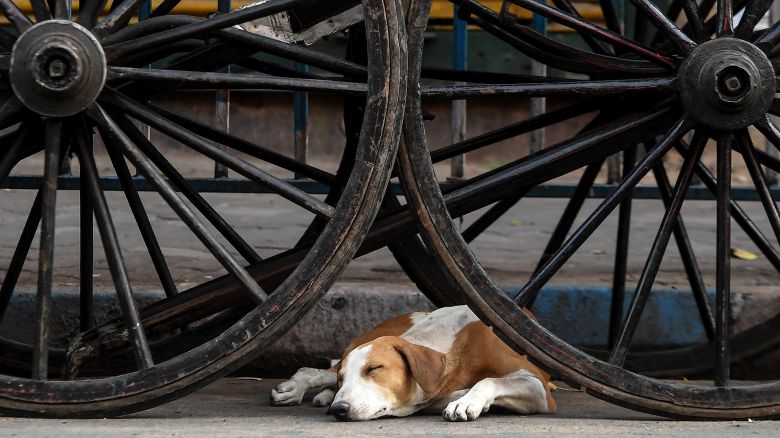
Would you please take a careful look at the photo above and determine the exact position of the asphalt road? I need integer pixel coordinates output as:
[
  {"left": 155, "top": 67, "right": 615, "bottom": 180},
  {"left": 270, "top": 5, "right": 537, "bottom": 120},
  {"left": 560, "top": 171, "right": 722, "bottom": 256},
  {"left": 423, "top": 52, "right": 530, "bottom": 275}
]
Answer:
[{"left": 0, "top": 378, "right": 777, "bottom": 437}]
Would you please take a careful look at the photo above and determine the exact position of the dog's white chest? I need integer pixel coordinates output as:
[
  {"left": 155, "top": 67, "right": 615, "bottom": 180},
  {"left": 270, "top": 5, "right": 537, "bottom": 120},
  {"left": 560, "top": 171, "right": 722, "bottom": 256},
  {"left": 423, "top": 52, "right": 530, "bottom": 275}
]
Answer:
[{"left": 400, "top": 306, "right": 480, "bottom": 354}]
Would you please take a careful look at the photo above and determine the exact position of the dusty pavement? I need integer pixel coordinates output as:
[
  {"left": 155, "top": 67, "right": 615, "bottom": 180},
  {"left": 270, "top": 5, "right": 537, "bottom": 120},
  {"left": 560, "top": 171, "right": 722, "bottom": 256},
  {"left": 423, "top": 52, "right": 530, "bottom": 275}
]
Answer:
[
  {"left": 0, "top": 378, "right": 777, "bottom": 437},
  {"left": 2, "top": 187, "right": 780, "bottom": 291}
]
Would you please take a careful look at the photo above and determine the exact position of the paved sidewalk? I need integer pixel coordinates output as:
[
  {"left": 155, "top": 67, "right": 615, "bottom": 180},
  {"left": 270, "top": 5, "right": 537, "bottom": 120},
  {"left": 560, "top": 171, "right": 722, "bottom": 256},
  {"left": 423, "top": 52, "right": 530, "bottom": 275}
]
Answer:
[
  {"left": 2, "top": 187, "right": 778, "bottom": 291},
  {"left": 0, "top": 378, "right": 777, "bottom": 437}
]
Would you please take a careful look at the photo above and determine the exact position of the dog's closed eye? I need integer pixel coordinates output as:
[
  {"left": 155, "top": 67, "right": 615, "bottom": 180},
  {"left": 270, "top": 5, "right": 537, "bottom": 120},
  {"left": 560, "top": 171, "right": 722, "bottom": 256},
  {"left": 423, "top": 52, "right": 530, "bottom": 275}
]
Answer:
[{"left": 365, "top": 365, "right": 383, "bottom": 374}]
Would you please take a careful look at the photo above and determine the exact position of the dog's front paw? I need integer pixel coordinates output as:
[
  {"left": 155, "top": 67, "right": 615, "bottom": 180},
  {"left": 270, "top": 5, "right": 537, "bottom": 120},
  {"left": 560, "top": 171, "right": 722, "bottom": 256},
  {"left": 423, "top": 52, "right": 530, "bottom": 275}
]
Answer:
[
  {"left": 443, "top": 395, "right": 489, "bottom": 422},
  {"left": 312, "top": 389, "right": 336, "bottom": 407},
  {"left": 270, "top": 379, "right": 305, "bottom": 406}
]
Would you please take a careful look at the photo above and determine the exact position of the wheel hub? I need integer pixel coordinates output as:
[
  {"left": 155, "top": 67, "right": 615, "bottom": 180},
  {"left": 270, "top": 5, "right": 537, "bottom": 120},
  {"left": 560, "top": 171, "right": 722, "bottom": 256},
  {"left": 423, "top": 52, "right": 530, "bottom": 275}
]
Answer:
[
  {"left": 10, "top": 20, "right": 106, "bottom": 117},
  {"left": 678, "top": 38, "right": 774, "bottom": 130}
]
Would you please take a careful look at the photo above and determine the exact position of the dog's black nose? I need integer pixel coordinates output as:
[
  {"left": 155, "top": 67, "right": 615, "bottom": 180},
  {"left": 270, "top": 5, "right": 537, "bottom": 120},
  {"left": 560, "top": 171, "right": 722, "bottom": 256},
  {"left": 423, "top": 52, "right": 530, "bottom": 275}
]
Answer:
[{"left": 330, "top": 401, "right": 350, "bottom": 421}]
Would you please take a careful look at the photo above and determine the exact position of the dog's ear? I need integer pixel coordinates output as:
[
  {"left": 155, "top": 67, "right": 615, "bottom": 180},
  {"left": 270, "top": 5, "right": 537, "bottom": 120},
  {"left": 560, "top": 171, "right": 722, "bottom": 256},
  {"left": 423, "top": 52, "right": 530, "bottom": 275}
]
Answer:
[{"left": 395, "top": 342, "right": 446, "bottom": 394}]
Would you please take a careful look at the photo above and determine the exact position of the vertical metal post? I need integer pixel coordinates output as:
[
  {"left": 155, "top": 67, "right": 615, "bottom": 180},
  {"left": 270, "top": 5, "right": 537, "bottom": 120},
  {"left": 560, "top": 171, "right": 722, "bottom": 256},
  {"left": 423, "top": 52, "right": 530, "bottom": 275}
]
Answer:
[
  {"left": 214, "top": 0, "right": 231, "bottom": 179},
  {"left": 135, "top": 0, "right": 153, "bottom": 177},
  {"left": 294, "top": 62, "right": 309, "bottom": 179},
  {"left": 529, "top": 1, "right": 547, "bottom": 154},
  {"left": 451, "top": 3, "right": 467, "bottom": 179},
  {"left": 57, "top": 0, "right": 75, "bottom": 175},
  {"left": 606, "top": 0, "right": 626, "bottom": 183},
  {"left": 766, "top": 2, "right": 780, "bottom": 186}
]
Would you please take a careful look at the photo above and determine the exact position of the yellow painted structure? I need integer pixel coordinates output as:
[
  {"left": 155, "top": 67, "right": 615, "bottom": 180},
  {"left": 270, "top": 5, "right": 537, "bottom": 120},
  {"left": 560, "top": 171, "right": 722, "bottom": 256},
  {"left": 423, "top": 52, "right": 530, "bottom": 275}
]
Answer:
[{"left": 5, "top": 1, "right": 605, "bottom": 31}]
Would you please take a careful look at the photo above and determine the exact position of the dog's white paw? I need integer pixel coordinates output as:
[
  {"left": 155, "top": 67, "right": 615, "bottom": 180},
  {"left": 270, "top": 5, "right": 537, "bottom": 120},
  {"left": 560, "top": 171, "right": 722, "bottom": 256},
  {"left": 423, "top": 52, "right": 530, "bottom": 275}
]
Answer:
[
  {"left": 443, "top": 394, "right": 489, "bottom": 422},
  {"left": 270, "top": 379, "right": 305, "bottom": 406},
  {"left": 311, "top": 389, "right": 336, "bottom": 407}
]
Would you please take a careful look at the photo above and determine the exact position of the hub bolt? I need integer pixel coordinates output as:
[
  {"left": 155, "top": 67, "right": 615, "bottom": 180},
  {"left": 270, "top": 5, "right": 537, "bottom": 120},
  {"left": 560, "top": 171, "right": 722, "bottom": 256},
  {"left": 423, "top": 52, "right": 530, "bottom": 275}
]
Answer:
[
  {"left": 723, "top": 75, "right": 742, "bottom": 94},
  {"left": 46, "top": 58, "right": 67, "bottom": 79}
]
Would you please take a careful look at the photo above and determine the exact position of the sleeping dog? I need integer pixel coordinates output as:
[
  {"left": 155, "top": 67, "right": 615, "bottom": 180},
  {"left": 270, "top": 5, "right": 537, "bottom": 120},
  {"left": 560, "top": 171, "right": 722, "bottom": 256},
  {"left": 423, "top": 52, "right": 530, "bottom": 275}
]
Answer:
[{"left": 270, "top": 305, "right": 557, "bottom": 421}]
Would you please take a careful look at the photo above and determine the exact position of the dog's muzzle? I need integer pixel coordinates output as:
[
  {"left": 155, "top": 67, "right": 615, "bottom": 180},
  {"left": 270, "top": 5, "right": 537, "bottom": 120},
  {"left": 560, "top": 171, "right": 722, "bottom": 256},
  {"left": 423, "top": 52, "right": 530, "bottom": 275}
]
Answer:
[{"left": 329, "top": 401, "right": 351, "bottom": 421}]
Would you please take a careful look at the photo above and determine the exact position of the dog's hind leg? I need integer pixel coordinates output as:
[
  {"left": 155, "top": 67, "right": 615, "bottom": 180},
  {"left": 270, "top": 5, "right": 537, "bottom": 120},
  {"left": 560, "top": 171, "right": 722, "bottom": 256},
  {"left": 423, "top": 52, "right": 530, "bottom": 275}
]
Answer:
[
  {"left": 442, "top": 370, "right": 552, "bottom": 421},
  {"left": 270, "top": 367, "right": 337, "bottom": 406}
]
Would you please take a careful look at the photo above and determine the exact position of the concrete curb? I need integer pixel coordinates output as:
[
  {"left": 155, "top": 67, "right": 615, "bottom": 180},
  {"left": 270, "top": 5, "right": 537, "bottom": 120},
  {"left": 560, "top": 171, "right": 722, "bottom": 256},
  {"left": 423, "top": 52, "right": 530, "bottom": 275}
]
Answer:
[{"left": 1, "top": 282, "right": 778, "bottom": 377}]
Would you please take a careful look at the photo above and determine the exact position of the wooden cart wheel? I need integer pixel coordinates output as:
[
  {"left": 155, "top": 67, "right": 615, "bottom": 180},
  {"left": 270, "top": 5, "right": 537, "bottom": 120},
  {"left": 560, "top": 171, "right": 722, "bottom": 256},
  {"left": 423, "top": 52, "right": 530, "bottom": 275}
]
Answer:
[
  {"left": 398, "top": 0, "right": 780, "bottom": 419},
  {"left": 0, "top": 0, "right": 405, "bottom": 417}
]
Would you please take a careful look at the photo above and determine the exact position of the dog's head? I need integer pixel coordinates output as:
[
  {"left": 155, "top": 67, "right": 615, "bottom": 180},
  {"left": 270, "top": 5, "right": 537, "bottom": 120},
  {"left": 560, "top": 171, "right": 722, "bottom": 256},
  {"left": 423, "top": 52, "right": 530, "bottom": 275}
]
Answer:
[{"left": 329, "top": 336, "right": 446, "bottom": 421}]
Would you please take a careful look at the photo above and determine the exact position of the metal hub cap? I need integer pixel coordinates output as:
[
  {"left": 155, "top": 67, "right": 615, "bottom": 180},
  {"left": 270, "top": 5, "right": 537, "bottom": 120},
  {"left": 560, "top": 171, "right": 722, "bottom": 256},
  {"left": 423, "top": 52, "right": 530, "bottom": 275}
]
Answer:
[
  {"left": 10, "top": 20, "right": 106, "bottom": 117},
  {"left": 678, "top": 37, "right": 774, "bottom": 130}
]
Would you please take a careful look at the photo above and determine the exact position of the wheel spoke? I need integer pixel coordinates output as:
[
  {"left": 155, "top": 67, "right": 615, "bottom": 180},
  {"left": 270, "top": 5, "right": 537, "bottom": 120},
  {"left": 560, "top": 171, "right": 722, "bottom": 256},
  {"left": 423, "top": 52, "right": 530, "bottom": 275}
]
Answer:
[
  {"left": 421, "top": 67, "right": 566, "bottom": 85},
  {"left": 77, "top": 0, "right": 108, "bottom": 28},
  {"left": 0, "top": 0, "right": 32, "bottom": 32},
  {"left": 699, "top": 0, "right": 717, "bottom": 19},
  {"left": 462, "top": 190, "right": 529, "bottom": 243},
  {"left": 103, "top": 131, "right": 179, "bottom": 298},
  {"left": 755, "top": 20, "right": 780, "bottom": 52},
  {"left": 149, "top": 0, "right": 182, "bottom": 18},
  {"left": 236, "top": 56, "right": 325, "bottom": 80},
  {"left": 676, "top": 141, "right": 780, "bottom": 273},
  {"left": 210, "top": 27, "right": 367, "bottom": 77},
  {"left": 717, "top": 0, "right": 734, "bottom": 36},
  {"left": 532, "top": 111, "right": 618, "bottom": 274},
  {"left": 755, "top": 116, "right": 780, "bottom": 157},
  {"left": 74, "top": 120, "right": 95, "bottom": 332},
  {"left": 0, "top": 28, "right": 15, "bottom": 50},
  {"left": 608, "top": 146, "right": 635, "bottom": 349},
  {"left": 30, "top": 0, "right": 51, "bottom": 22},
  {"left": 608, "top": 133, "right": 704, "bottom": 366},
  {"left": 79, "top": 146, "right": 94, "bottom": 333},
  {"left": 431, "top": 99, "right": 602, "bottom": 163},
  {"left": 114, "top": 113, "right": 263, "bottom": 264},
  {"left": 101, "top": 89, "right": 334, "bottom": 218},
  {"left": 734, "top": 0, "right": 772, "bottom": 39},
  {"left": 150, "top": 104, "right": 334, "bottom": 183},
  {"left": 467, "top": 2, "right": 666, "bottom": 76},
  {"left": 104, "top": 20, "right": 365, "bottom": 78},
  {"left": 681, "top": 0, "right": 707, "bottom": 42},
  {"left": 512, "top": 118, "right": 691, "bottom": 307},
  {"left": 598, "top": 0, "right": 622, "bottom": 34},
  {"left": 0, "top": 122, "right": 32, "bottom": 184},
  {"left": 0, "top": 191, "right": 42, "bottom": 325},
  {"left": 108, "top": 66, "right": 367, "bottom": 96},
  {"left": 550, "top": 0, "right": 613, "bottom": 54},
  {"left": 714, "top": 133, "right": 732, "bottom": 387},
  {"left": 32, "top": 119, "right": 62, "bottom": 381},
  {"left": 420, "top": 77, "right": 676, "bottom": 100},
  {"left": 52, "top": 0, "right": 68, "bottom": 19},
  {"left": 0, "top": 98, "right": 26, "bottom": 130},
  {"left": 628, "top": 0, "right": 696, "bottom": 53},
  {"left": 504, "top": 0, "right": 677, "bottom": 68},
  {"left": 735, "top": 130, "right": 780, "bottom": 243},
  {"left": 535, "top": 159, "right": 605, "bottom": 274},
  {"left": 93, "top": 0, "right": 152, "bottom": 36},
  {"left": 652, "top": 146, "right": 715, "bottom": 342},
  {"left": 86, "top": 103, "right": 269, "bottom": 304},
  {"left": 75, "top": 118, "right": 155, "bottom": 371},
  {"left": 447, "top": 105, "right": 676, "bottom": 214},
  {"left": 103, "top": 0, "right": 302, "bottom": 60}
]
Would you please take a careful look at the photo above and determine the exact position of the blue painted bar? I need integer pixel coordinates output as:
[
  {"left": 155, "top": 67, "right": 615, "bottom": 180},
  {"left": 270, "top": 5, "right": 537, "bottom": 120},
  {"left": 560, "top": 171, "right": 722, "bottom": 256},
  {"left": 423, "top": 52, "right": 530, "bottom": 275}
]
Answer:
[
  {"left": 452, "top": 4, "right": 467, "bottom": 70},
  {"left": 531, "top": 0, "right": 548, "bottom": 36},
  {"left": 451, "top": 4, "right": 468, "bottom": 178},
  {"left": 139, "top": 0, "right": 152, "bottom": 20},
  {"left": 505, "top": 285, "right": 715, "bottom": 347}
]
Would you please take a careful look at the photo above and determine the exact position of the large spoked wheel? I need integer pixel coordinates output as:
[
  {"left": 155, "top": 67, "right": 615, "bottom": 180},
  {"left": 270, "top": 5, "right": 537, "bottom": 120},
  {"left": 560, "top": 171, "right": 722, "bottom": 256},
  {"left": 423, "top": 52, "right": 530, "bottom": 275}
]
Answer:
[
  {"left": 400, "top": 0, "right": 780, "bottom": 419},
  {"left": 0, "top": 0, "right": 405, "bottom": 417}
]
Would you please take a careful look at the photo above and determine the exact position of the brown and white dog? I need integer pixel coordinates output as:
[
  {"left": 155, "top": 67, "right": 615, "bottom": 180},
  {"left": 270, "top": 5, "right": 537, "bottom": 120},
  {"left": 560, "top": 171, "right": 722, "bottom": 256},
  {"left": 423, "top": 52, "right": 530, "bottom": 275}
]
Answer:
[{"left": 270, "top": 305, "right": 557, "bottom": 421}]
